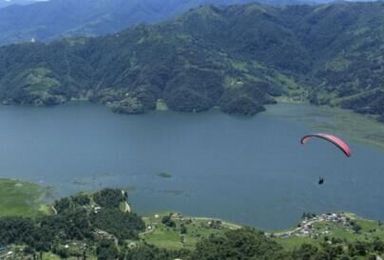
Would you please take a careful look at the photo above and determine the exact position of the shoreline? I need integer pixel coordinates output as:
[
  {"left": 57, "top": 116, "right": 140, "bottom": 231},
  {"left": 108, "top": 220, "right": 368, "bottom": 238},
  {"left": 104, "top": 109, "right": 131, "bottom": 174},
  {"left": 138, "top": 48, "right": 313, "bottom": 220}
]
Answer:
[
  {"left": 1, "top": 177, "right": 376, "bottom": 232},
  {"left": 2, "top": 98, "right": 384, "bottom": 152},
  {"left": 2, "top": 178, "right": 384, "bottom": 255}
]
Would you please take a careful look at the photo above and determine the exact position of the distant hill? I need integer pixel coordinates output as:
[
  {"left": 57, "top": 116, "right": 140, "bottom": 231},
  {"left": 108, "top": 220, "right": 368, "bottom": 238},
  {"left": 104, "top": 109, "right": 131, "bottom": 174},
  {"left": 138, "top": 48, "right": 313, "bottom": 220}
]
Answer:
[
  {"left": 0, "top": 0, "right": 374, "bottom": 45},
  {"left": 0, "top": 0, "right": 262, "bottom": 45},
  {"left": 0, "top": 2, "right": 383, "bottom": 119},
  {"left": 0, "top": 0, "right": 38, "bottom": 9}
]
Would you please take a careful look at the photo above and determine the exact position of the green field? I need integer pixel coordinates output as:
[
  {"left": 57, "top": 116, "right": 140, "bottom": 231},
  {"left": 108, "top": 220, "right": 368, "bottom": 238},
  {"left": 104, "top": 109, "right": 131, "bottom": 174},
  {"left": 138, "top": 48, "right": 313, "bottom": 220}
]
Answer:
[
  {"left": 0, "top": 178, "right": 50, "bottom": 217},
  {"left": 141, "top": 211, "right": 384, "bottom": 256},
  {"left": 141, "top": 213, "right": 240, "bottom": 250}
]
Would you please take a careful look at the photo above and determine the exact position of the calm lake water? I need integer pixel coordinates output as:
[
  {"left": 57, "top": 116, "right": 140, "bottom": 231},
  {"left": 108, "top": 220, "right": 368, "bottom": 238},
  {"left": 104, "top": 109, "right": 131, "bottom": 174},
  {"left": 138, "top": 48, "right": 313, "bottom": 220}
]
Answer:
[{"left": 0, "top": 102, "right": 383, "bottom": 230}]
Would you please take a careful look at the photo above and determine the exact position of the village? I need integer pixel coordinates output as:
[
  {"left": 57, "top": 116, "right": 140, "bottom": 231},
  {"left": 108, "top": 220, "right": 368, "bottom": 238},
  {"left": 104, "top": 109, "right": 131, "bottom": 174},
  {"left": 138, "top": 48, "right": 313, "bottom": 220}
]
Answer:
[{"left": 272, "top": 212, "right": 358, "bottom": 239}]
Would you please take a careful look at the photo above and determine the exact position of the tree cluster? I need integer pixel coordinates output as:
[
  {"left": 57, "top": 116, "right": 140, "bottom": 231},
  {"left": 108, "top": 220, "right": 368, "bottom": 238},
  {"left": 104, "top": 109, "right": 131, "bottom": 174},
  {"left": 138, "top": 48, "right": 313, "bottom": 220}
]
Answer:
[{"left": 0, "top": 188, "right": 145, "bottom": 258}]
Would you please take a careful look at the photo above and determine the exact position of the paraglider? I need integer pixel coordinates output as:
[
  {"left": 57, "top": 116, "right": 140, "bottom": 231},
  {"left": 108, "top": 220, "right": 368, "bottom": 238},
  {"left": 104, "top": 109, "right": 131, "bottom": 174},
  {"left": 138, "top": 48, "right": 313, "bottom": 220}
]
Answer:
[
  {"left": 300, "top": 133, "right": 351, "bottom": 185},
  {"left": 300, "top": 133, "right": 352, "bottom": 157}
]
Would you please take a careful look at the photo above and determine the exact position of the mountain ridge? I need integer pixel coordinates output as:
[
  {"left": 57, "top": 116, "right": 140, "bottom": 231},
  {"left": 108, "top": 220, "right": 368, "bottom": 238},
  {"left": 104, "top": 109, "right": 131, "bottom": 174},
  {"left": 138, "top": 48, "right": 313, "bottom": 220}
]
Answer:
[
  {"left": 0, "top": 0, "right": 376, "bottom": 45},
  {"left": 0, "top": 2, "right": 383, "bottom": 118}
]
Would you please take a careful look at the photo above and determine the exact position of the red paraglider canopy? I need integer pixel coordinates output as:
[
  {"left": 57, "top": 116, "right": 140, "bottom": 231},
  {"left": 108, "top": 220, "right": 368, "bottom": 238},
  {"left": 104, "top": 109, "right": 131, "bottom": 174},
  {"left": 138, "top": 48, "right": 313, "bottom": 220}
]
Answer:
[{"left": 300, "top": 133, "right": 351, "bottom": 157}]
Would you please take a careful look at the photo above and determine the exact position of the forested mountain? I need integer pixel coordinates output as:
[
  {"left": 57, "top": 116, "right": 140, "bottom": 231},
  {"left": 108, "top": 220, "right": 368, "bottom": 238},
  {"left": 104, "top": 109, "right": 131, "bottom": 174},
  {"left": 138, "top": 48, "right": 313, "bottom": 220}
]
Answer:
[
  {"left": 0, "top": 0, "right": 272, "bottom": 45},
  {"left": 0, "top": 0, "right": 371, "bottom": 45},
  {"left": 0, "top": 1, "right": 383, "bottom": 119}
]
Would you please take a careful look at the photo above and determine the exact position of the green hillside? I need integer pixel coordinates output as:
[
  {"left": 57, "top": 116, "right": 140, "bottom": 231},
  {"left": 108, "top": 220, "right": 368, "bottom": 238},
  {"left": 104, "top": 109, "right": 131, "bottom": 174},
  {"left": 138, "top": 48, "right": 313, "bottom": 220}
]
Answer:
[
  {"left": 0, "top": 2, "right": 383, "bottom": 119},
  {"left": 0, "top": 0, "right": 341, "bottom": 46}
]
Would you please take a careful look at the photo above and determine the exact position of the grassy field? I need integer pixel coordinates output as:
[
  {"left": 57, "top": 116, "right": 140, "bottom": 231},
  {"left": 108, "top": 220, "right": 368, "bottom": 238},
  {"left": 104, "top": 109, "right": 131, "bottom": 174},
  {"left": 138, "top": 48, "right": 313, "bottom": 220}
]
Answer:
[
  {"left": 0, "top": 178, "right": 50, "bottom": 217},
  {"left": 141, "top": 211, "right": 384, "bottom": 253},
  {"left": 140, "top": 213, "right": 240, "bottom": 250}
]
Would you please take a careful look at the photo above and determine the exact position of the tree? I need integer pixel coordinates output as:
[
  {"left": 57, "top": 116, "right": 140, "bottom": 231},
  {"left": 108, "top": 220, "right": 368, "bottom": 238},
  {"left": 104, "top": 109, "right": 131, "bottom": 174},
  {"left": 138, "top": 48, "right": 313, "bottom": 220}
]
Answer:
[
  {"left": 161, "top": 215, "right": 175, "bottom": 228},
  {"left": 94, "top": 189, "right": 124, "bottom": 208},
  {"left": 351, "top": 221, "right": 362, "bottom": 234},
  {"left": 123, "top": 243, "right": 189, "bottom": 260},
  {"left": 91, "top": 208, "right": 145, "bottom": 240},
  {"left": 348, "top": 241, "right": 369, "bottom": 257},
  {"left": 191, "top": 228, "right": 284, "bottom": 259},
  {"left": 291, "top": 243, "right": 318, "bottom": 259},
  {"left": 96, "top": 239, "right": 119, "bottom": 260},
  {"left": 180, "top": 224, "right": 187, "bottom": 234}
]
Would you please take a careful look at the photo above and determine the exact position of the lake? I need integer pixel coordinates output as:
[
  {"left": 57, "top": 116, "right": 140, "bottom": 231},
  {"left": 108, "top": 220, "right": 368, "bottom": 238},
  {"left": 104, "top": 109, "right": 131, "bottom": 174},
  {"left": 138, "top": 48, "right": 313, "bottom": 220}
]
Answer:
[{"left": 0, "top": 102, "right": 383, "bottom": 230}]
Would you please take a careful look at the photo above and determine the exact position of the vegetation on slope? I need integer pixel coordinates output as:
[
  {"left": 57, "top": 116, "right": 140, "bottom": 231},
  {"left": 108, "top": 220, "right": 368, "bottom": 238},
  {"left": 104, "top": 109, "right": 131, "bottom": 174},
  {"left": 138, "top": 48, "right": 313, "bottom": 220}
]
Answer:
[
  {"left": 0, "top": 2, "right": 383, "bottom": 119},
  {"left": 0, "top": 0, "right": 337, "bottom": 45},
  {"left": 0, "top": 187, "right": 145, "bottom": 258}
]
